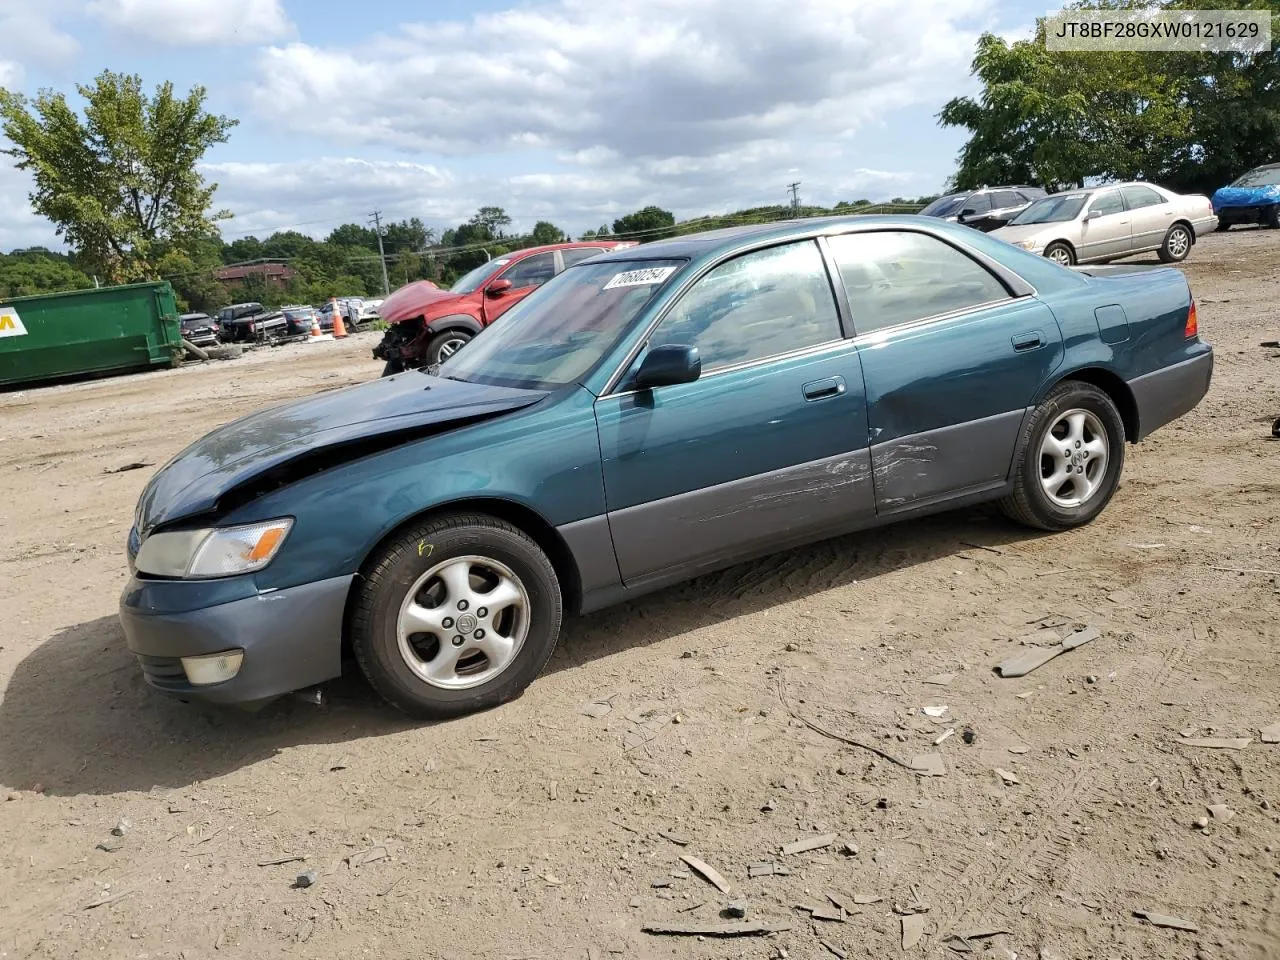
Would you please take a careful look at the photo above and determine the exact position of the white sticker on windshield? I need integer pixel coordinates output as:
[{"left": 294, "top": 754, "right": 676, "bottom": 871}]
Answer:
[{"left": 603, "top": 266, "right": 677, "bottom": 290}]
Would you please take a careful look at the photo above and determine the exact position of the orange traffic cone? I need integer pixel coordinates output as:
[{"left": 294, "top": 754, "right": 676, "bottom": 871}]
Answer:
[
  {"left": 330, "top": 298, "right": 347, "bottom": 339},
  {"left": 310, "top": 311, "right": 322, "bottom": 337}
]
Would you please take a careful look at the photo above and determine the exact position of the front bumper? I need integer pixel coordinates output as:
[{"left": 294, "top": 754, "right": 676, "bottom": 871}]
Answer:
[
  {"left": 119, "top": 574, "right": 353, "bottom": 706},
  {"left": 1128, "top": 348, "right": 1214, "bottom": 441}
]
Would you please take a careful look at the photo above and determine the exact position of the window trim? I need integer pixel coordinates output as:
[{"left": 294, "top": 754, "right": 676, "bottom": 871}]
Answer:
[
  {"left": 823, "top": 227, "right": 1027, "bottom": 339},
  {"left": 600, "top": 238, "right": 843, "bottom": 396}
]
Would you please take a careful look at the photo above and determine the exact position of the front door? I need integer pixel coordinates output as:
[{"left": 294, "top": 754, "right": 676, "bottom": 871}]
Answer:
[
  {"left": 1077, "top": 189, "right": 1131, "bottom": 261},
  {"left": 824, "top": 229, "right": 1064, "bottom": 511},
  {"left": 481, "top": 251, "right": 558, "bottom": 323},
  {"left": 1121, "top": 184, "right": 1175, "bottom": 252},
  {"left": 594, "top": 240, "right": 874, "bottom": 585}
]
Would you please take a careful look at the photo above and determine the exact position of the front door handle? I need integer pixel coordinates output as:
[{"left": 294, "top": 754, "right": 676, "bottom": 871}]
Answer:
[
  {"left": 803, "top": 376, "right": 846, "bottom": 401},
  {"left": 1012, "top": 331, "right": 1043, "bottom": 351}
]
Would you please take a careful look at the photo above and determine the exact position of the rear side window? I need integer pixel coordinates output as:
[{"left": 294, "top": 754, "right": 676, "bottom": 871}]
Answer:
[
  {"left": 1121, "top": 185, "right": 1165, "bottom": 209},
  {"left": 961, "top": 193, "right": 992, "bottom": 215},
  {"left": 561, "top": 247, "right": 608, "bottom": 267},
  {"left": 826, "top": 231, "right": 1011, "bottom": 336},
  {"left": 648, "top": 240, "right": 841, "bottom": 371},
  {"left": 992, "top": 191, "right": 1021, "bottom": 209}
]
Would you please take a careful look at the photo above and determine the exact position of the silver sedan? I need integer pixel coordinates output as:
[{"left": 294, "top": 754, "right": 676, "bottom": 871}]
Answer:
[{"left": 990, "top": 182, "right": 1218, "bottom": 266}]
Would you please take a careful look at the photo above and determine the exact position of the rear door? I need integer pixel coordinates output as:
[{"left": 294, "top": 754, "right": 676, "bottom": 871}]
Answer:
[
  {"left": 825, "top": 229, "right": 1064, "bottom": 511},
  {"left": 482, "top": 251, "right": 558, "bottom": 323},
  {"left": 1078, "top": 189, "right": 1131, "bottom": 260},
  {"left": 595, "top": 240, "right": 874, "bottom": 585},
  {"left": 1120, "top": 184, "right": 1173, "bottom": 251}
]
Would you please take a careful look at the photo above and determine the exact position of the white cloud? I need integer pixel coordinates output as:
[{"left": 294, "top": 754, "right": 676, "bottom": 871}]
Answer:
[
  {"left": 87, "top": 0, "right": 292, "bottom": 46},
  {"left": 0, "top": 159, "right": 61, "bottom": 250},
  {"left": 0, "top": 60, "right": 22, "bottom": 89},
  {"left": 0, "top": 2, "right": 80, "bottom": 77},
  {"left": 251, "top": 0, "right": 990, "bottom": 160}
]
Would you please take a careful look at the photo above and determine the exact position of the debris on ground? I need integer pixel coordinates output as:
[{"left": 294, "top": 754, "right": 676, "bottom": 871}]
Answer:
[
  {"left": 658, "top": 829, "right": 690, "bottom": 846},
  {"left": 346, "top": 846, "right": 388, "bottom": 868},
  {"left": 103, "top": 462, "right": 153, "bottom": 474},
  {"left": 961, "top": 727, "right": 976, "bottom": 745},
  {"left": 328, "top": 756, "right": 350, "bottom": 772},
  {"left": 679, "top": 854, "right": 731, "bottom": 893},
  {"left": 295, "top": 870, "right": 318, "bottom": 889},
  {"left": 724, "top": 900, "right": 748, "bottom": 918},
  {"left": 641, "top": 919, "right": 792, "bottom": 937},
  {"left": 934, "top": 728, "right": 956, "bottom": 746},
  {"left": 761, "top": 799, "right": 777, "bottom": 812},
  {"left": 749, "top": 862, "right": 789, "bottom": 877},
  {"left": 257, "top": 855, "right": 306, "bottom": 867},
  {"left": 581, "top": 696, "right": 615, "bottom": 719},
  {"left": 1133, "top": 910, "right": 1198, "bottom": 932},
  {"left": 995, "top": 626, "right": 1100, "bottom": 678},
  {"left": 1259, "top": 721, "right": 1280, "bottom": 743},
  {"left": 781, "top": 833, "right": 836, "bottom": 855},
  {"left": 820, "top": 939, "right": 849, "bottom": 959},
  {"left": 1207, "top": 804, "right": 1235, "bottom": 822},
  {"left": 110, "top": 817, "right": 131, "bottom": 837},
  {"left": 922, "top": 673, "right": 957, "bottom": 686},
  {"left": 853, "top": 894, "right": 882, "bottom": 905},
  {"left": 994, "top": 768, "right": 1021, "bottom": 786},
  {"left": 922, "top": 705, "right": 948, "bottom": 718},
  {"left": 1178, "top": 736, "right": 1251, "bottom": 750},
  {"left": 83, "top": 890, "right": 132, "bottom": 910},
  {"left": 95, "top": 837, "right": 123, "bottom": 853},
  {"left": 901, "top": 913, "right": 926, "bottom": 949},
  {"left": 910, "top": 753, "right": 946, "bottom": 777},
  {"left": 1194, "top": 816, "right": 1210, "bottom": 830}
]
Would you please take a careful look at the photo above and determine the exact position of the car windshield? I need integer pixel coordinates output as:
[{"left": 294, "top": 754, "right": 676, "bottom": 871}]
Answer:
[
  {"left": 1231, "top": 166, "right": 1280, "bottom": 187},
  {"left": 919, "top": 194, "right": 967, "bottom": 218},
  {"left": 450, "top": 259, "right": 511, "bottom": 293},
  {"left": 1009, "top": 194, "right": 1088, "bottom": 225},
  {"left": 438, "top": 259, "right": 686, "bottom": 390}
]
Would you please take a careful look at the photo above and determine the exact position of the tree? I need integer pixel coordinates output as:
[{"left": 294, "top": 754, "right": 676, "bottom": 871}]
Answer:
[
  {"left": 326, "top": 223, "right": 379, "bottom": 250},
  {"left": 0, "top": 70, "right": 237, "bottom": 283},
  {"left": 469, "top": 206, "right": 511, "bottom": 237},
  {"left": 0, "top": 248, "right": 93, "bottom": 298},
  {"left": 529, "top": 220, "right": 566, "bottom": 245},
  {"left": 612, "top": 206, "right": 676, "bottom": 239},
  {"left": 383, "top": 217, "right": 431, "bottom": 253}
]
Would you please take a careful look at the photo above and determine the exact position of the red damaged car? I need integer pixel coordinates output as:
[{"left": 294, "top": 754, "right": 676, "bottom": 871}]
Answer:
[{"left": 373, "top": 240, "right": 636, "bottom": 374}]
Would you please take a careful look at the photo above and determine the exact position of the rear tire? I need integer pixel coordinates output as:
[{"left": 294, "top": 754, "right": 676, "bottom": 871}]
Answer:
[
  {"left": 428, "top": 330, "right": 473, "bottom": 364},
  {"left": 350, "top": 513, "right": 562, "bottom": 720},
  {"left": 1000, "top": 381, "right": 1125, "bottom": 532},
  {"left": 1044, "top": 241, "right": 1075, "bottom": 267},
  {"left": 1267, "top": 205, "right": 1280, "bottom": 229},
  {"left": 1215, "top": 220, "right": 1230, "bottom": 232},
  {"left": 1157, "top": 223, "right": 1192, "bottom": 263}
]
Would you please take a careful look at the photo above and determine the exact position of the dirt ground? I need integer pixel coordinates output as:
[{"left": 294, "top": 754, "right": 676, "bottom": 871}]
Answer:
[{"left": 1, "top": 232, "right": 1278, "bottom": 960}]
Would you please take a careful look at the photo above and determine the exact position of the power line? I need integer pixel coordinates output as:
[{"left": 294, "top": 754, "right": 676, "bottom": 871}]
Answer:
[{"left": 369, "top": 210, "right": 391, "bottom": 296}]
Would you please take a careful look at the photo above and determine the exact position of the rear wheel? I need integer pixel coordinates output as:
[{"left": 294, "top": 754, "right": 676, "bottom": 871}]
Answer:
[
  {"left": 1044, "top": 242, "right": 1075, "bottom": 267},
  {"left": 1000, "top": 381, "right": 1125, "bottom": 531},
  {"left": 428, "top": 330, "right": 473, "bottom": 365},
  {"left": 1267, "top": 205, "right": 1280, "bottom": 229},
  {"left": 1157, "top": 223, "right": 1192, "bottom": 263},
  {"left": 1215, "top": 220, "right": 1230, "bottom": 232},
  {"left": 350, "top": 513, "right": 562, "bottom": 719}
]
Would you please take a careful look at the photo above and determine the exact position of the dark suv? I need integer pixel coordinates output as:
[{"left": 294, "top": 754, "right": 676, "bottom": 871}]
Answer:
[{"left": 920, "top": 186, "right": 1047, "bottom": 232}]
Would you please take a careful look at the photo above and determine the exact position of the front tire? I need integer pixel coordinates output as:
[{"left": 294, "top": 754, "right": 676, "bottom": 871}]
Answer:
[
  {"left": 350, "top": 513, "right": 563, "bottom": 720},
  {"left": 1044, "top": 241, "right": 1075, "bottom": 267},
  {"left": 428, "top": 330, "right": 473, "bottom": 364},
  {"left": 1000, "top": 382, "right": 1125, "bottom": 532},
  {"left": 1157, "top": 223, "right": 1192, "bottom": 263}
]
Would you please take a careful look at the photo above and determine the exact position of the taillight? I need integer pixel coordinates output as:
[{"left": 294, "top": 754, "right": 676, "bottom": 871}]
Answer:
[{"left": 1185, "top": 299, "right": 1198, "bottom": 339}]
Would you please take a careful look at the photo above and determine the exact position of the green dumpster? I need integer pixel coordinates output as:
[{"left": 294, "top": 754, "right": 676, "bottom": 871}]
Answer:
[{"left": 0, "top": 281, "right": 183, "bottom": 388}]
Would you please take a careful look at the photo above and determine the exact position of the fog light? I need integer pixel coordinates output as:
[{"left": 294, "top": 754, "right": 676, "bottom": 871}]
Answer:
[{"left": 181, "top": 650, "right": 244, "bottom": 686}]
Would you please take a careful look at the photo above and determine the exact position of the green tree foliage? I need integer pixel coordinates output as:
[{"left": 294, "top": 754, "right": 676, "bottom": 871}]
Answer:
[
  {"left": 612, "top": 205, "right": 676, "bottom": 239},
  {"left": 0, "top": 248, "right": 93, "bottom": 298},
  {"left": 0, "top": 70, "right": 236, "bottom": 282},
  {"left": 941, "top": 0, "right": 1280, "bottom": 193},
  {"left": 529, "top": 220, "right": 566, "bottom": 245}
]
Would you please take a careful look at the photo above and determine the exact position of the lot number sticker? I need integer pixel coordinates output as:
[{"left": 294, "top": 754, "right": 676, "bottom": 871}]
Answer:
[
  {"left": 603, "top": 266, "right": 677, "bottom": 290},
  {"left": 0, "top": 305, "right": 28, "bottom": 338}
]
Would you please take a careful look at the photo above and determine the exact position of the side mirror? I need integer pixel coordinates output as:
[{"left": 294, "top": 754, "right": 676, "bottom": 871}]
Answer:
[
  {"left": 633, "top": 344, "right": 701, "bottom": 390},
  {"left": 486, "top": 279, "right": 514, "bottom": 298},
  {"left": 1086, "top": 209, "right": 1101, "bottom": 220}
]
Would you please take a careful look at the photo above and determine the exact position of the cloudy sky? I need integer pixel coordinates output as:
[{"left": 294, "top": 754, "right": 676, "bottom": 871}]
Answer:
[{"left": 0, "top": 0, "right": 1051, "bottom": 251}]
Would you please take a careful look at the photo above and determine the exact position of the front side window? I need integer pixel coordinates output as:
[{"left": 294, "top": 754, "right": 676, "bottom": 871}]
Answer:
[
  {"left": 1120, "top": 185, "right": 1165, "bottom": 209},
  {"left": 1232, "top": 166, "right": 1280, "bottom": 187},
  {"left": 1089, "top": 191, "right": 1125, "bottom": 217},
  {"left": 501, "top": 252, "right": 557, "bottom": 289},
  {"left": 961, "top": 193, "right": 992, "bottom": 215},
  {"left": 1010, "top": 195, "right": 1087, "bottom": 225},
  {"left": 647, "top": 241, "right": 841, "bottom": 371},
  {"left": 826, "top": 231, "right": 1011, "bottom": 336}
]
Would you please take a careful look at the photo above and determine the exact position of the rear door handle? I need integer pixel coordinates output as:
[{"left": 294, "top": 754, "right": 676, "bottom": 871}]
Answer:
[
  {"left": 1012, "top": 331, "right": 1043, "bottom": 351},
  {"left": 803, "top": 376, "right": 846, "bottom": 401}
]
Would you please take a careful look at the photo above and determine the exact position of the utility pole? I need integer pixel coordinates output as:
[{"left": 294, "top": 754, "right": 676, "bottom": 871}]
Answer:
[
  {"left": 369, "top": 210, "right": 391, "bottom": 296},
  {"left": 787, "top": 181, "right": 801, "bottom": 212}
]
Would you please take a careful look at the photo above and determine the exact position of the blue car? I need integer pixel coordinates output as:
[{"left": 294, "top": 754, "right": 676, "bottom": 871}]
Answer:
[
  {"left": 120, "top": 216, "right": 1213, "bottom": 718},
  {"left": 1211, "top": 162, "right": 1280, "bottom": 230}
]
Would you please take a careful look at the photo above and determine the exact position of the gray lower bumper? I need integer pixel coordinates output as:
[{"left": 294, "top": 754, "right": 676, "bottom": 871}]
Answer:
[
  {"left": 1129, "top": 349, "right": 1214, "bottom": 441},
  {"left": 119, "top": 574, "right": 353, "bottom": 706}
]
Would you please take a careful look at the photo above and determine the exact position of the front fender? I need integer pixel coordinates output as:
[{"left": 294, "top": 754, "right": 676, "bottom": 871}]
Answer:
[{"left": 426, "top": 313, "right": 483, "bottom": 336}]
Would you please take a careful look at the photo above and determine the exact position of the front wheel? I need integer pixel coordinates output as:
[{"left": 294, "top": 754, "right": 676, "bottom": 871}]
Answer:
[
  {"left": 1157, "top": 223, "right": 1192, "bottom": 263},
  {"left": 1000, "top": 381, "right": 1126, "bottom": 531},
  {"left": 427, "top": 330, "right": 472, "bottom": 364},
  {"left": 1043, "top": 241, "right": 1075, "bottom": 267},
  {"left": 350, "top": 513, "right": 563, "bottom": 719}
]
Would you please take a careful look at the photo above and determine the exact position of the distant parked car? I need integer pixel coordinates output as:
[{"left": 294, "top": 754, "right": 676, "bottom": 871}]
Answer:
[
  {"left": 1211, "top": 162, "right": 1280, "bottom": 230},
  {"left": 281, "top": 305, "right": 320, "bottom": 337},
  {"left": 360, "top": 299, "right": 384, "bottom": 321},
  {"left": 178, "top": 313, "right": 219, "bottom": 348},
  {"left": 216, "top": 302, "right": 288, "bottom": 342},
  {"left": 990, "top": 183, "right": 1217, "bottom": 266},
  {"left": 317, "top": 298, "right": 363, "bottom": 330},
  {"left": 919, "top": 186, "right": 1048, "bottom": 232}
]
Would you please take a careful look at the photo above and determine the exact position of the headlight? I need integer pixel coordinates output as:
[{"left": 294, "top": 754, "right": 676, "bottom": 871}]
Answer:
[
  {"left": 135, "top": 519, "right": 293, "bottom": 579},
  {"left": 1014, "top": 240, "right": 1039, "bottom": 250}
]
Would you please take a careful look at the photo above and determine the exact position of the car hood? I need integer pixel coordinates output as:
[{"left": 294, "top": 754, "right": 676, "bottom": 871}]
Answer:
[
  {"left": 379, "top": 280, "right": 467, "bottom": 324},
  {"left": 988, "top": 222, "right": 1067, "bottom": 246},
  {"left": 135, "top": 373, "right": 546, "bottom": 534},
  {"left": 1212, "top": 184, "right": 1280, "bottom": 209}
]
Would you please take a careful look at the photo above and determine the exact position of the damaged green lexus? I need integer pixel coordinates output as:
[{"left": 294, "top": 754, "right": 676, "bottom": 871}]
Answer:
[{"left": 121, "top": 216, "right": 1212, "bottom": 718}]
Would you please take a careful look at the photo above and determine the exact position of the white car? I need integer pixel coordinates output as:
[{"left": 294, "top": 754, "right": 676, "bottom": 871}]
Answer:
[{"left": 990, "top": 182, "right": 1218, "bottom": 266}]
